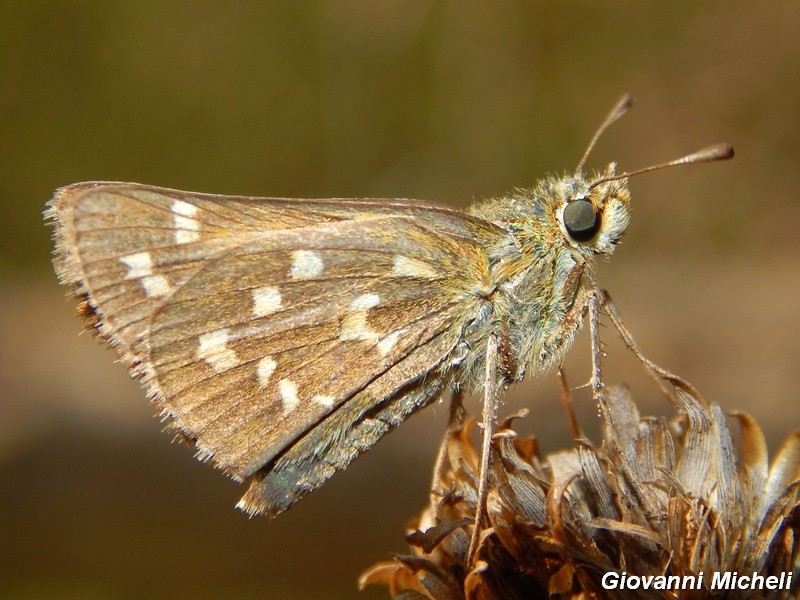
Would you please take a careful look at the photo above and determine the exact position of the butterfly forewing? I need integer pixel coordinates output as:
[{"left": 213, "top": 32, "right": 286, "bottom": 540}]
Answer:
[
  {"left": 49, "top": 182, "right": 504, "bottom": 515},
  {"left": 149, "top": 217, "right": 490, "bottom": 478}
]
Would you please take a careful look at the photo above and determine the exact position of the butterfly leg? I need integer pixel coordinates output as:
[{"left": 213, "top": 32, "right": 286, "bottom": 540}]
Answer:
[
  {"left": 587, "top": 288, "right": 606, "bottom": 405},
  {"left": 540, "top": 284, "right": 608, "bottom": 412},
  {"left": 557, "top": 368, "right": 583, "bottom": 440},
  {"left": 430, "top": 389, "right": 465, "bottom": 507},
  {"left": 599, "top": 289, "right": 702, "bottom": 400},
  {"left": 467, "top": 332, "right": 499, "bottom": 565}
]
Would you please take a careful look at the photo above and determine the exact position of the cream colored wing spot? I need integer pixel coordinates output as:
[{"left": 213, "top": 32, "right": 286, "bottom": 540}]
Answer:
[
  {"left": 197, "top": 328, "right": 239, "bottom": 372},
  {"left": 290, "top": 250, "right": 324, "bottom": 280},
  {"left": 171, "top": 199, "right": 200, "bottom": 244},
  {"left": 278, "top": 378, "right": 299, "bottom": 415},
  {"left": 252, "top": 286, "right": 283, "bottom": 317},
  {"left": 119, "top": 251, "right": 171, "bottom": 297}
]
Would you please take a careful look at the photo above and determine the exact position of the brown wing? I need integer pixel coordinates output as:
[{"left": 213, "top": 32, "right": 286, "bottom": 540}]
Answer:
[{"left": 48, "top": 182, "right": 504, "bottom": 516}]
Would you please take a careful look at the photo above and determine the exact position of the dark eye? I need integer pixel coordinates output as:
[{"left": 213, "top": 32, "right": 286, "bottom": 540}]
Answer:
[{"left": 563, "top": 198, "right": 600, "bottom": 242}]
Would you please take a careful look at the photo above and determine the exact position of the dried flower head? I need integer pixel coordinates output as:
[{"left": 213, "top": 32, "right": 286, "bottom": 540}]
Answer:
[{"left": 360, "top": 382, "right": 800, "bottom": 599}]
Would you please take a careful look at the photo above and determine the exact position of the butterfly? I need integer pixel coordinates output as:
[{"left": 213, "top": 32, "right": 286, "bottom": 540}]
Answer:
[{"left": 46, "top": 95, "right": 732, "bottom": 528}]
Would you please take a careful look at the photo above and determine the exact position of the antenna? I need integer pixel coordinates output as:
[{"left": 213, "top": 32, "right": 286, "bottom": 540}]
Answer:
[
  {"left": 576, "top": 94, "right": 635, "bottom": 173},
  {"left": 588, "top": 143, "right": 734, "bottom": 190}
]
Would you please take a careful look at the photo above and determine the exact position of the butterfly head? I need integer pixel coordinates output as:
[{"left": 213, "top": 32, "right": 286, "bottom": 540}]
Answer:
[{"left": 557, "top": 164, "right": 631, "bottom": 256}]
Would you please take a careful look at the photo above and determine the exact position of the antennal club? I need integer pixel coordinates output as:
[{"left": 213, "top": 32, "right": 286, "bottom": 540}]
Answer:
[
  {"left": 588, "top": 143, "right": 734, "bottom": 190},
  {"left": 576, "top": 94, "right": 635, "bottom": 173}
]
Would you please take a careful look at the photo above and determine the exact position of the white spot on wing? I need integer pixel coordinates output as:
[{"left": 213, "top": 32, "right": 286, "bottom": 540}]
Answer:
[
  {"left": 340, "top": 293, "right": 389, "bottom": 343},
  {"left": 257, "top": 356, "right": 277, "bottom": 387},
  {"left": 141, "top": 275, "right": 171, "bottom": 297},
  {"left": 314, "top": 395, "right": 335, "bottom": 410},
  {"left": 350, "top": 293, "right": 380, "bottom": 310},
  {"left": 120, "top": 252, "right": 171, "bottom": 296},
  {"left": 290, "top": 250, "right": 323, "bottom": 280},
  {"left": 172, "top": 199, "right": 197, "bottom": 217},
  {"left": 197, "top": 328, "right": 238, "bottom": 372},
  {"left": 252, "top": 286, "right": 282, "bottom": 317},
  {"left": 392, "top": 255, "right": 437, "bottom": 278},
  {"left": 172, "top": 199, "right": 200, "bottom": 244},
  {"left": 377, "top": 331, "right": 400, "bottom": 356},
  {"left": 120, "top": 251, "right": 153, "bottom": 279},
  {"left": 279, "top": 379, "right": 299, "bottom": 415},
  {"left": 340, "top": 311, "right": 374, "bottom": 341},
  {"left": 339, "top": 293, "right": 401, "bottom": 353}
]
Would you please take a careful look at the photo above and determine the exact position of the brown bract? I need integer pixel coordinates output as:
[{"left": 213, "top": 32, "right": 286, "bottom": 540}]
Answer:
[{"left": 360, "top": 384, "right": 800, "bottom": 599}]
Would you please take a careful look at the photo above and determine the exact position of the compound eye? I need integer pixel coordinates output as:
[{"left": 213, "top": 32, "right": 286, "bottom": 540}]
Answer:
[{"left": 563, "top": 198, "right": 600, "bottom": 242}]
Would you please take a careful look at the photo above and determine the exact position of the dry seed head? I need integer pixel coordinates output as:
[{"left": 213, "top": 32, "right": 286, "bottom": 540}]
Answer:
[{"left": 361, "top": 384, "right": 800, "bottom": 599}]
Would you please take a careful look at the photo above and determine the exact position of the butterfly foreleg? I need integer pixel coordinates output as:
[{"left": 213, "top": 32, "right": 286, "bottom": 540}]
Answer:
[{"left": 466, "top": 331, "right": 501, "bottom": 565}]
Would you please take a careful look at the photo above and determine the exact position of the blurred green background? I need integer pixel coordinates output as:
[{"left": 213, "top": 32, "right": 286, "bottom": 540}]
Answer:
[{"left": 1, "top": 2, "right": 798, "bottom": 598}]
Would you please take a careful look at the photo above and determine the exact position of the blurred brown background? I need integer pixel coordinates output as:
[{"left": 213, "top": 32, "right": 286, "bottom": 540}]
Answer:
[{"left": 1, "top": 2, "right": 798, "bottom": 598}]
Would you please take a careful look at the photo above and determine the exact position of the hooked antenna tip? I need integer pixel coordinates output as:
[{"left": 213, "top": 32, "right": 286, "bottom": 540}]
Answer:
[
  {"left": 576, "top": 94, "right": 636, "bottom": 172},
  {"left": 588, "top": 141, "right": 735, "bottom": 190},
  {"left": 701, "top": 143, "right": 734, "bottom": 161}
]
